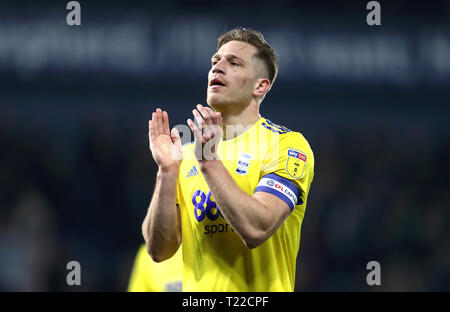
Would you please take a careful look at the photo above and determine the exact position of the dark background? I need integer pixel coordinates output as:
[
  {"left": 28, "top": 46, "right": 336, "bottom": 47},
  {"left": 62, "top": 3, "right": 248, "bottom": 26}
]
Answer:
[{"left": 0, "top": 0, "right": 449, "bottom": 291}]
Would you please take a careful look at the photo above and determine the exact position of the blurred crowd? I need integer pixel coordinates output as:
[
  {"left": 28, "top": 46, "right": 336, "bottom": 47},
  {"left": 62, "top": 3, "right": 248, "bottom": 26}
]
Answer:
[
  {"left": 1, "top": 112, "right": 448, "bottom": 291},
  {"left": 298, "top": 123, "right": 450, "bottom": 291}
]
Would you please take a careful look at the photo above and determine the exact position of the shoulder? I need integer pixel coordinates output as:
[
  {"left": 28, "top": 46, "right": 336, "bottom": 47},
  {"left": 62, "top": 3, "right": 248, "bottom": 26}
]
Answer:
[
  {"left": 132, "top": 244, "right": 152, "bottom": 274},
  {"left": 259, "top": 119, "right": 293, "bottom": 135},
  {"left": 283, "top": 131, "right": 314, "bottom": 162},
  {"left": 260, "top": 119, "right": 314, "bottom": 161},
  {"left": 136, "top": 244, "right": 148, "bottom": 262}
]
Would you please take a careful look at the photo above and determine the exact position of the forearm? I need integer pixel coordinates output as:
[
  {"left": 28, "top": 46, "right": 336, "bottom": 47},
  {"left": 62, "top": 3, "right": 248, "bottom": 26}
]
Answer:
[
  {"left": 142, "top": 167, "right": 181, "bottom": 262},
  {"left": 199, "top": 160, "right": 275, "bottom": 248}
]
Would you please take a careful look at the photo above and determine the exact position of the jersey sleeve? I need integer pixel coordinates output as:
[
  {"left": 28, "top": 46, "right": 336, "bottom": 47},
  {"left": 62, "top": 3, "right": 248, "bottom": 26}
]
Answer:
[{"left": 255, "top": 131, "right": 314, "bottom": 212}]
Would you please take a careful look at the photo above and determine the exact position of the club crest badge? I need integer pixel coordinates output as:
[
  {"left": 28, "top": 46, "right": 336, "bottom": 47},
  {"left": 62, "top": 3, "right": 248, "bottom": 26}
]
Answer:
[
  {"left": 286, "top": 148, "right": 306, "bottom": 179},
  {"left": 235, "top": 153, "right": 252, "bottom": 175}
]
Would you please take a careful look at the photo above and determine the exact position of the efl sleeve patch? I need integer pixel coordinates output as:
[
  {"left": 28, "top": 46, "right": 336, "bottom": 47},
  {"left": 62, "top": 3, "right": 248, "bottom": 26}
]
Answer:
[
  {"left": 254, "top": 173, "right": 303, "bottom": 212},
  {"left": 286, "top": 148, "right": 307, "bottom": 179}
]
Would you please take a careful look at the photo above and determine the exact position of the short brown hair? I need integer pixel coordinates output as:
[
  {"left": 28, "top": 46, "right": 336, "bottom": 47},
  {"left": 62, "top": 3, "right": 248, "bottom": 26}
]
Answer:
[{"left": 217, "top": 28, "right": 279, "bottom": 86}]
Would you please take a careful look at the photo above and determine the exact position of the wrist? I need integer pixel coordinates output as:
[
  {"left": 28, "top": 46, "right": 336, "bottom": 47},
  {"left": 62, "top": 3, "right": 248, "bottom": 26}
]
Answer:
[
  {"left": 157, "top": 164, "right": 180, "bottom": 176},
  {"left": 198, "top": 158, "right": 221, "bottom": 172}
]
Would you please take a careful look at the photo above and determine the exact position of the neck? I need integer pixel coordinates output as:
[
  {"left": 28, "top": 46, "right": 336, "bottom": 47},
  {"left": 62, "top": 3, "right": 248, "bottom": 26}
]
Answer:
[{"left": 219, "top": 101, "right": 261, "bottom": 140}]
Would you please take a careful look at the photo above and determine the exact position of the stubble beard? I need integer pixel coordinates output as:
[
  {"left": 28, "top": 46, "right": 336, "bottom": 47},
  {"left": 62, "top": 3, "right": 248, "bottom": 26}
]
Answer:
[{"left": 207, "top": 88, "right": 253, "bottom": 115}]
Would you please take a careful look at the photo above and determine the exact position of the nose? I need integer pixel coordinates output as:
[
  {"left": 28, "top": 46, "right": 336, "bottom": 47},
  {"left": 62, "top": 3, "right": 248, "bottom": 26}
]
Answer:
[{"left": 212, "top": 59, "right": 225, "bottom": 75}]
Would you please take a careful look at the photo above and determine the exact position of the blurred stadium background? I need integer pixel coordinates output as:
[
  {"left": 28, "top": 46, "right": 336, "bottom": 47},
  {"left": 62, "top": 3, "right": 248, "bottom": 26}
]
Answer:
[{"left": 0, "top": 0, "right": 449, "bottom": 291}]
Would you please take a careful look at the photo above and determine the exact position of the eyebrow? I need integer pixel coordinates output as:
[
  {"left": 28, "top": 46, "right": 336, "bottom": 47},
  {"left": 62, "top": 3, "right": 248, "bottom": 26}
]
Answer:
[{"left": 211, "top": 53, "right": 246, "bottom": 64}]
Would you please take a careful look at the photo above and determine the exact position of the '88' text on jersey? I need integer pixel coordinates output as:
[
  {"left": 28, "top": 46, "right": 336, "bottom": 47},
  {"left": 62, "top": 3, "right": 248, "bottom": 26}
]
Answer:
[{"left": 192, "top": 190, "right": 235, "bottom": 237}]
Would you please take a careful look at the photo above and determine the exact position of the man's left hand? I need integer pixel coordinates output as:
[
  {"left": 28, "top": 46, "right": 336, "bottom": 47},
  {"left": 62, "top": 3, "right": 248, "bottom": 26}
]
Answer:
[{"left": 187, "top": 104, "right": 222, "bottom": 162}]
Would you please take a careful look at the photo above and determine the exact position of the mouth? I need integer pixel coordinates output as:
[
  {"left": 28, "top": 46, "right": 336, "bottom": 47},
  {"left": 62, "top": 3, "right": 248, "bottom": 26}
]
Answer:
[{"left": 209, "top": 78, "right": 226, "bottom": 89}]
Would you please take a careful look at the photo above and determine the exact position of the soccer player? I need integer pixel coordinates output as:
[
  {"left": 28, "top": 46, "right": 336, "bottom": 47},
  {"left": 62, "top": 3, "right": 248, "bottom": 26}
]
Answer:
[
  {"left": 142, "top": 28, "right": 314, "bottom": 291},
  {"left": 127, "top": 244, "right": 182, "bottom": 292}
]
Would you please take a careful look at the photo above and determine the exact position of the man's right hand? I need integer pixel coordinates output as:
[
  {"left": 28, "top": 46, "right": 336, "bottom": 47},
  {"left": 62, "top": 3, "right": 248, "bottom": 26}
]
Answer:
[{"left": 148, "top": 108, "right": 182, "bottom": 171}]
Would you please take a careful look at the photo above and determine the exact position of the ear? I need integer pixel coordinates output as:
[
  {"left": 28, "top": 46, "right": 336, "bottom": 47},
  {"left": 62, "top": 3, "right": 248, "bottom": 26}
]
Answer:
[{"left": 253, "top": 78, "right": 271, "bottom": 98}]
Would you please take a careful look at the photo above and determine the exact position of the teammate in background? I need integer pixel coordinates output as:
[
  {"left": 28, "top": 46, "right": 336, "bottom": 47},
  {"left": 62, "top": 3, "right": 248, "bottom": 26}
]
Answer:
[
  {"left": 127, "top": 244, "right": 182, "bottom": 292},
  {"left": 142, "top": 28, "right": 314, "bottom": 291}
]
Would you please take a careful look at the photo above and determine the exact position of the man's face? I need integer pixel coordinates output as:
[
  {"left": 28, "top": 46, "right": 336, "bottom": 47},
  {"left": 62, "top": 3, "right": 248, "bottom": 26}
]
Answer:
[{"left": 206, "top": 40, "right": 259, "bottom": 110}]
